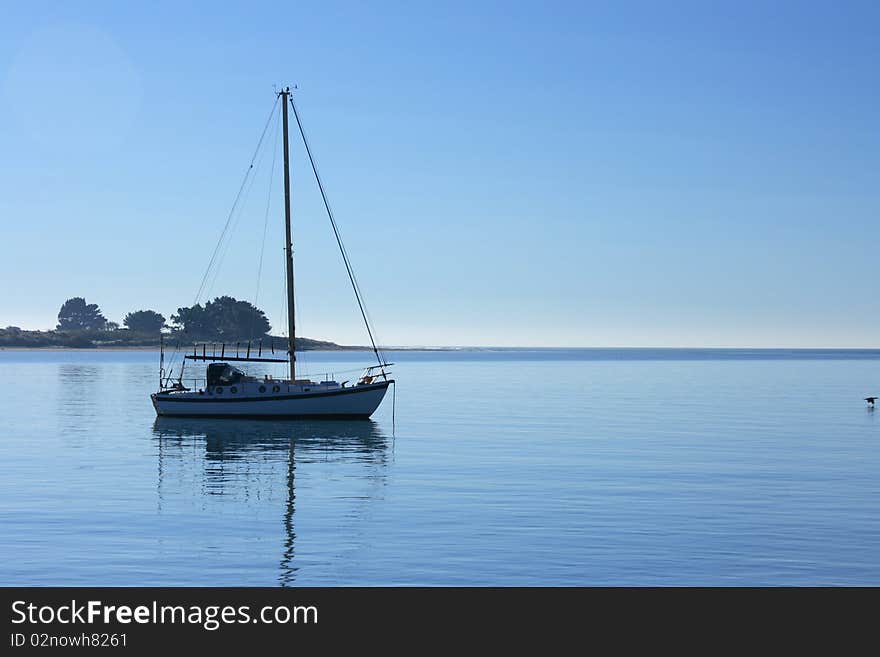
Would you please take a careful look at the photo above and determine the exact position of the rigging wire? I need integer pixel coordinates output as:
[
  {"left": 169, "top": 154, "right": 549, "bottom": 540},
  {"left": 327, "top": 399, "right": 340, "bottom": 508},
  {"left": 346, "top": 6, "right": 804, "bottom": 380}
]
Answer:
[
  {"left": 165, "top": 96, "right": 280, "bottom": 378},
  {"left": 287, "top": 95, "right": 386, "bottom": 370},
  {"left": 194, "top": 96, "right": 280, "bottom": 306},
  {"left": 250, "top": 109, "right": 282, "bottom": 342},
  {"left": 204, "top": 114, "right": 277, "bottom": 302}
]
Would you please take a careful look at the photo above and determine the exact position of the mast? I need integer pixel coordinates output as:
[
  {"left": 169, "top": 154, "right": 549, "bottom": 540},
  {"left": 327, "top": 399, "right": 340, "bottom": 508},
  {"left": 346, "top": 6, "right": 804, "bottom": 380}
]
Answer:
[{"left": 280, "top": 87, "right": 296, "bottom": 381}]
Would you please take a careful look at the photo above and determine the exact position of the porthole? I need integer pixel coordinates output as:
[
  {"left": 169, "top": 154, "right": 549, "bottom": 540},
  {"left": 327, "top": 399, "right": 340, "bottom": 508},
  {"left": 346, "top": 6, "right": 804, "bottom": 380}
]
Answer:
[
  {"left": 259, "top": 385, "right": 266, "bottom": 393},
  {"left": 272, "top": 384, "right": 280, "bottom": 393},
  {"left": 230, "top": 386, "right": 238, "bottom": 394},
  {"left": 216, "top": 386, "right": 223, "bottom": 394}
]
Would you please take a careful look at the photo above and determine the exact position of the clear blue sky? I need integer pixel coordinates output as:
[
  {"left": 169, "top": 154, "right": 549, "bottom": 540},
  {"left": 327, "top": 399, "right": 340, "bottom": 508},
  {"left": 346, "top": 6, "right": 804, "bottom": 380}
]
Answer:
[{"left": 1, "top": 1, "right": 878, "bottom": 347}]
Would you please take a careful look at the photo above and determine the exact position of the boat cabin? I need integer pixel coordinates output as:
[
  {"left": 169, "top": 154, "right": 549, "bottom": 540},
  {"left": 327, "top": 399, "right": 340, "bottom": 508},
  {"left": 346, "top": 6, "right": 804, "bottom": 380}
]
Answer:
[{"left": 206, "top": 363, "right": 250, "bottom": 387}]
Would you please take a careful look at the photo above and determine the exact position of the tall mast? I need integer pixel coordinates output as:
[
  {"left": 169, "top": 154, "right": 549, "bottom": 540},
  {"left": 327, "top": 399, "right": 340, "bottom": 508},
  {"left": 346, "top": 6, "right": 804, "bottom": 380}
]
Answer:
[{"left": 280, "top": 88, "right": 296, "bottom": 381}]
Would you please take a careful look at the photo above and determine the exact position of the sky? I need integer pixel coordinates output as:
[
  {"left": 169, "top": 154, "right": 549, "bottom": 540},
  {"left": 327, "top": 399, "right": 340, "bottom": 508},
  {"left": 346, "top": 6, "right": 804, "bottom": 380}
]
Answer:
[{"left": 1, "top": 1, "right": 878, "bottom": 347}]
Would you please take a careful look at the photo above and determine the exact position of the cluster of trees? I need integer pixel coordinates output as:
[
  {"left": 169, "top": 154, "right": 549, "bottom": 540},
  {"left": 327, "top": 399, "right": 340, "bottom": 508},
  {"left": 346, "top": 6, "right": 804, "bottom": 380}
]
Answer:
[
  {"left": 2, "top": 296, "right": 348, "bottom": 349},
  {"left": 56, "top": 297, "right": 168, "bottom": 334},
  {"left": 1, "top": 296, "right": 306, "bottom": 349},
  {"left": 52, "top": 296, "right": 272, "bottom": 339},
  {"left": 170, "top": 296, "right": 271, "bottom": 340}
]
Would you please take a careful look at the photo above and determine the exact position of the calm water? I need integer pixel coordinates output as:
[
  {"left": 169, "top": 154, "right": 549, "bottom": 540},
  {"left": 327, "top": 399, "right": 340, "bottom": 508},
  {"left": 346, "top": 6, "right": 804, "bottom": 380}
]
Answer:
[{"left": 1, "top": 348, "right": 878, "bottom": 585}]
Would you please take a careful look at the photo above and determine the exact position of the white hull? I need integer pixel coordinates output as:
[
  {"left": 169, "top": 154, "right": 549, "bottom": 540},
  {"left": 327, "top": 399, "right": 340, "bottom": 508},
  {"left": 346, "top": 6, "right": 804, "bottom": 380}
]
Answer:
[{"left": 152, "top": 381, "right": 391, "bottom": 418}]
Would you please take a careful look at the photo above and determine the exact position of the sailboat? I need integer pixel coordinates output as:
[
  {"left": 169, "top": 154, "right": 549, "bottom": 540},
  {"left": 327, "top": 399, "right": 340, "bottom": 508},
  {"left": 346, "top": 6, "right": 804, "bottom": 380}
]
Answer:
[{"left": 151, "top": 87, "right": 393, "bottom": 419}]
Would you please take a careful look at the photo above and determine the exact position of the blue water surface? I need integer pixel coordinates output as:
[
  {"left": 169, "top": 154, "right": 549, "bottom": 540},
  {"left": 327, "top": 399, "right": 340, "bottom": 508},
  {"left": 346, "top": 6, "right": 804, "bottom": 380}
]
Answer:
[{"left": 1, "top": 348, "right": 878, "bottom": 585}]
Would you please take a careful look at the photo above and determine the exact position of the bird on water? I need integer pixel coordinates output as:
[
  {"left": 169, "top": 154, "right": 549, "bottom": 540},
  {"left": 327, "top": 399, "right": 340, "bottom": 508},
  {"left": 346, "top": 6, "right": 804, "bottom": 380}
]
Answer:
[{"left": 866, "top": 397, "right": 877, "bottom": 407}]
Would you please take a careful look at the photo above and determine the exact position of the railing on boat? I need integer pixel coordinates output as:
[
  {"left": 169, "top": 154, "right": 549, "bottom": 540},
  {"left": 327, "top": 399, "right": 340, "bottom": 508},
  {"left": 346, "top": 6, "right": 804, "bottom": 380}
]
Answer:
[
  {"left": 160, "top": 365, "right": 393, "bottom": 393},
  {"left": 160, "top": 337, "right": 393, "bottom": 390}
]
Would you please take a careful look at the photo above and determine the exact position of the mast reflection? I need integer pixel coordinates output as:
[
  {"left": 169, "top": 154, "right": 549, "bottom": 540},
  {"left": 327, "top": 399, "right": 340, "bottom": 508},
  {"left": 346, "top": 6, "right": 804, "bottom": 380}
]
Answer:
[{"left": 152, "top": 418, "right": 389, "bottom": 585}]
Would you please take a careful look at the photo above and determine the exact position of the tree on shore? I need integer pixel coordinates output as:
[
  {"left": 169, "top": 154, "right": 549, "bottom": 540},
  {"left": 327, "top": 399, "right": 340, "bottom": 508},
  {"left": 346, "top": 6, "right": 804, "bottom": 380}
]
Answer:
[
  {"left": 171, "top": 296, "right": 271, "bottom": 340},
  {"left": 123, "top": 310, "right": 166, "bottom": 333},
  {"left": 56, "top": 297, "right": 107, "bottom": 331}
]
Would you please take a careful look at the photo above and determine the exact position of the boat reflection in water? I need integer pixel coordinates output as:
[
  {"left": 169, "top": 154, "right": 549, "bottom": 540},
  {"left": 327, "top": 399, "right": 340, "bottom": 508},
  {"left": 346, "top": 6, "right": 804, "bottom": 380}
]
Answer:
[{"left": 152, "top": 418, "right": 390, "bottom": 585}]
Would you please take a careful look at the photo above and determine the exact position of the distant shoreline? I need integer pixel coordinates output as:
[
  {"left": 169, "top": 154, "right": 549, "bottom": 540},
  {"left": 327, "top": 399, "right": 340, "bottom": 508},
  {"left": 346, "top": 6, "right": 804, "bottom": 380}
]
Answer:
[
  {"left": 0, "top": 344, "right": 454, "bottom": 352},
  {"left": 2, "top": 345, "right": 879, "bottom": 352},
  {"left": 0, "top": 345, "right": 374, "bottom": 352}
]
